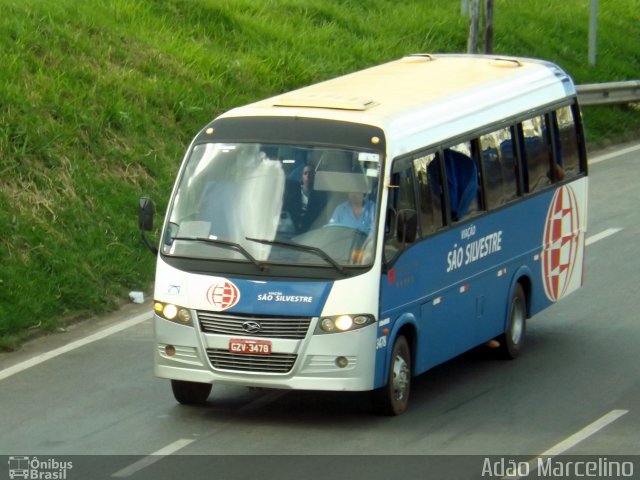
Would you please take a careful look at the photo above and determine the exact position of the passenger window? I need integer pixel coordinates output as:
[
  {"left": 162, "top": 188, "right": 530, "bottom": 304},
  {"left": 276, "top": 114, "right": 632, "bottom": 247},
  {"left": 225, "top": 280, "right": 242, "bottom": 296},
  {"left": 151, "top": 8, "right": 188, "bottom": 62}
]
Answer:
[
  {"left": 553, "top": 105, "right": 581, "bottom": 179},
  {"left": 413, "top": 153, "right": 444, "bottom": 236},
  {"left": 442, "top": 141, "right": 479, "bottom": 222},
  {"left": 521, "top": 115, "right": 553, "bottom": 193},
  {"left": 384, "top": 158, "right": 418, "bottom": 262},
  {"left": 479, "top": 127, "right": 518, "bottom": 209}
]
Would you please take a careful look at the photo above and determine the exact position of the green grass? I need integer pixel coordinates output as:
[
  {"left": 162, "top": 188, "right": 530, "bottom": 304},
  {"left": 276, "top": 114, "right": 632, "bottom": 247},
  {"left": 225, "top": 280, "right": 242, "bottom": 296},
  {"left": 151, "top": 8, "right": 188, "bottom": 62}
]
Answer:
[{"left": 1, "top": 0, "right": 639, "bottom": 349}]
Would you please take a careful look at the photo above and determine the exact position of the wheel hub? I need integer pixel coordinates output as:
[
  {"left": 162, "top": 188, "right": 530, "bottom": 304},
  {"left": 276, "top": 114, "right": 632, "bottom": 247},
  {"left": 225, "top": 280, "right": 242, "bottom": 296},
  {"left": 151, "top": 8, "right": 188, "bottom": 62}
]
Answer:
[{"left": 391, "top": 354, "right": 409, "bottom": 400}]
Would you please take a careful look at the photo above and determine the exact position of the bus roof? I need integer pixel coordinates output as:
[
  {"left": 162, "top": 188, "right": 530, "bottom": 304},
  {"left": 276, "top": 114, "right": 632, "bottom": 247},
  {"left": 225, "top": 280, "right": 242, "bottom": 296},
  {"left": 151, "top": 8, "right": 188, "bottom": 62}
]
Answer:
[{"left": 217, "top": 54, "right": 576, "bottom": 156}]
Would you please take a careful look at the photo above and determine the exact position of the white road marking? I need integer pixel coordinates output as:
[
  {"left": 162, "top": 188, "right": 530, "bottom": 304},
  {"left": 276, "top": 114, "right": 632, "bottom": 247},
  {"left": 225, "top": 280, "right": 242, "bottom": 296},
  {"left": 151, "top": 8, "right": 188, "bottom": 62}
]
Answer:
[
  {"left": 111, "top": 438, "right": 195, "bottom": 478},
  {"left": 536, "top": 409, "right": 629, "bottom": 457},
  {"left": 111, "top": 390, "right": 287, "bottom": 477},
  {"left": 586, "top": 227, "right": 622, "bottom": 246},
  {"left": 0, "top": 311, "right": 150, "bottom": 382},
  {"left": 502, "top": 409, "right": 629, "bottom": 479},
  {"left": 589, "top": 142, "right": 640, "bottom": 165}
]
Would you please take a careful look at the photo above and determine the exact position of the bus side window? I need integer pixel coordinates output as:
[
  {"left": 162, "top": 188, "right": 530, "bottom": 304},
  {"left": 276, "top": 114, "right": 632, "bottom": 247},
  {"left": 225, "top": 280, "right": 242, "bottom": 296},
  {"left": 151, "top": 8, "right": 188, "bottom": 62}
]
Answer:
[
  {"left": 384, "top": 158, "right": 418, "bottom": 262},
  {"left": 442, "top": 141, "right": 479, "bottom": 222},
  {"left": 521, "top": 115, "right": 553, "bottom": 193},
  {"left": 479, "top": 127, "right": 518, "bottom": 209},
  {"left": 413, "top": 153, "right": 444, "bottom": 236},
  {"left": 552, "top": 105, "right": 581, "bottom": 179}
]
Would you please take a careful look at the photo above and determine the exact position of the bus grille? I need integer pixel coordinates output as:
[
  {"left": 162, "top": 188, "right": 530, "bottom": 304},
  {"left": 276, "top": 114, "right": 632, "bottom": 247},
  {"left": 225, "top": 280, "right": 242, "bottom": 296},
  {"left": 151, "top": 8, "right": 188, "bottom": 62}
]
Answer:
[
  {"left": 206, "top": 349, "right": 297, "bottom": 373},
  {"left": 198, "top": 311, "right": 311, "bottom": 339}
]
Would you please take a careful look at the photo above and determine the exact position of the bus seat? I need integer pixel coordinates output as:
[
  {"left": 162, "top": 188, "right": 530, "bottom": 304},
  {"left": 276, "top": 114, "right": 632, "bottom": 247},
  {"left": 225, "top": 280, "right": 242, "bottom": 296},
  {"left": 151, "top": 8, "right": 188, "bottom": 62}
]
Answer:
[{"left": 444, "top": 149, "right": 477, "bottom": 221}]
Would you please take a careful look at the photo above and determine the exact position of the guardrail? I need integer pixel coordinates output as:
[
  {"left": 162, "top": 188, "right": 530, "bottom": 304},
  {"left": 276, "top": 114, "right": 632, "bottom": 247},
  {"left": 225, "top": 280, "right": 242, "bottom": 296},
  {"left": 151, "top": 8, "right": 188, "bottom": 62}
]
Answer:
[{"left": 577, "top": 80, "right": 640, "bottom": 106}]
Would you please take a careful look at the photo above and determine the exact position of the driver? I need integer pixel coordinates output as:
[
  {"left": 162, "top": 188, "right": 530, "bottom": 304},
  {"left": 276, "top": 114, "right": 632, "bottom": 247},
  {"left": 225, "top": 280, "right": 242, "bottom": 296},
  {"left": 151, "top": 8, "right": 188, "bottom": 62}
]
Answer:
[{"left": 328, "top": 191, "right": 375, "bottom": 235}]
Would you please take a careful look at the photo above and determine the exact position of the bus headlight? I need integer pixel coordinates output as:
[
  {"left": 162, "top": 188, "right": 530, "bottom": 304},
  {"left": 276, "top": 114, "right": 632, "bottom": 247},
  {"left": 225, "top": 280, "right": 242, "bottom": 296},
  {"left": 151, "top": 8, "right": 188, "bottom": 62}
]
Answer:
[
  {"left": 315, "top": 314, "right": 375, "bottom": 334},
  {"left": 334, "top": 315, "right": 353, "bottom": 331},
  {"left": 154, "top": 301, "right": 194, "bottom": 326}
]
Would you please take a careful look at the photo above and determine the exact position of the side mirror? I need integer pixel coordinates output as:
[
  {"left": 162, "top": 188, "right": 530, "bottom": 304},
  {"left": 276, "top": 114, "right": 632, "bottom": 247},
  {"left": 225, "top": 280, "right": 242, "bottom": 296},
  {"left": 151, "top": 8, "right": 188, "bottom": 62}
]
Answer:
[
  {"left": 138, "top": 197, "right": 158, "bottom": 255},
  {"left": 138, "top": 197, "right": 155, "bottom": 231}
]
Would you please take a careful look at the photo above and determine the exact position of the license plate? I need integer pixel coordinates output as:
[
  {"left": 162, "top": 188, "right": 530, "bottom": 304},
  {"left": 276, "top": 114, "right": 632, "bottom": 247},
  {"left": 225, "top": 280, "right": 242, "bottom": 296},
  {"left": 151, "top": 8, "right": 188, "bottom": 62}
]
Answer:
[{"left": 229, "top": 338, "right": 272, "bottom": 355}]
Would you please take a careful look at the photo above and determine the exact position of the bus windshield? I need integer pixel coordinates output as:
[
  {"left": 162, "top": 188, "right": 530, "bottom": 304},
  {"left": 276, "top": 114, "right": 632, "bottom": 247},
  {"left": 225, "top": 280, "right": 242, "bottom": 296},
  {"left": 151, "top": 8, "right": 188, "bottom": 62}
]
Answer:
[{"left": 162, "top": 142, "right": 382, "bottom": 270}]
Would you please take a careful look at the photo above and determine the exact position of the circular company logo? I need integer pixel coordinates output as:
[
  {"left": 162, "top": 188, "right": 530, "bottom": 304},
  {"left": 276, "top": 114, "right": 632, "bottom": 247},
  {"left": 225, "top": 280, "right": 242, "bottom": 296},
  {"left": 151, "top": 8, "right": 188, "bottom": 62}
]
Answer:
[
  {"left": 541, "top": 185, "right": 582, "bottom": 302},
  {"left": 206, "top": 280, "right": 241, "bottom": 311}
]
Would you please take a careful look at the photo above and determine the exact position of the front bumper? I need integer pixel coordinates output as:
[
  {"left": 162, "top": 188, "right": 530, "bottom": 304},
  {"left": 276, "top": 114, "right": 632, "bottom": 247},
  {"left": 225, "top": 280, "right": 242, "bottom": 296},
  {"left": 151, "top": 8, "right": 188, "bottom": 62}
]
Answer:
[{"left": 153, "top": 314, "right": 377, "bottom": 391}]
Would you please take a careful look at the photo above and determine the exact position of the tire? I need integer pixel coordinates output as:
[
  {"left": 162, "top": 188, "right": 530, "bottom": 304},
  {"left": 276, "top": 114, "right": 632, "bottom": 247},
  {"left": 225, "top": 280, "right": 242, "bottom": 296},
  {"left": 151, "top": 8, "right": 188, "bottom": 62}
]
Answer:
[
  {"left": 171, "top": 379, "right": 212, "bottom": 405},
  {"left": 498, "top": 283, "right": 526, "bottom": 359},
  {"left": 372, "top": 334, "right": 411, "bottom": 416}
]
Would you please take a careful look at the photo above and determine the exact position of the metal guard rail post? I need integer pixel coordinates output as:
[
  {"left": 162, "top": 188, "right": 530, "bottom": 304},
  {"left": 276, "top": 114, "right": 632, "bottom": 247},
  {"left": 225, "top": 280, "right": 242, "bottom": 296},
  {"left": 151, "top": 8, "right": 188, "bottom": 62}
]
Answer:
[{"left": 577, "top": 80, "right": 640, "bottom": 106}]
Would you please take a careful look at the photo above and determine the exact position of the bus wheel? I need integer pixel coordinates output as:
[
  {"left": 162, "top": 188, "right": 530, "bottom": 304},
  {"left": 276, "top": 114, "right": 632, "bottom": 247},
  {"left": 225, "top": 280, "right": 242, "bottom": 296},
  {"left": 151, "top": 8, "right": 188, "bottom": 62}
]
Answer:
[
  {"left": 171, "top": 380, "right": 212, "bottom": 405},
  {"left": 498, "top": 283, "right": 526, "bottom": 359},
  {"left": 372, "top": 335, "right": 411, "bottom": 416}
]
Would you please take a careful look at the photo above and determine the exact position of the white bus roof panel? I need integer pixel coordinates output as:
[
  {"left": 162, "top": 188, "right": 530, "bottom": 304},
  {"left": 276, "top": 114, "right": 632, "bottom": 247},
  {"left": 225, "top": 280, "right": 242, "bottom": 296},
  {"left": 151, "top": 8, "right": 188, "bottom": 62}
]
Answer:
[{"left": 218, "top": 54, "right": 575, "bottom": 156}]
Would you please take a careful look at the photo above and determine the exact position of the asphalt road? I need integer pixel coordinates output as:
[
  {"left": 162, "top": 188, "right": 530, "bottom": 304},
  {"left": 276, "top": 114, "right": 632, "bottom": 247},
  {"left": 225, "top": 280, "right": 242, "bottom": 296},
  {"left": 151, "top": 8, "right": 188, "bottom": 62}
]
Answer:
[{"left": 1, "top": 142, "right": 639, "bottom": 480}]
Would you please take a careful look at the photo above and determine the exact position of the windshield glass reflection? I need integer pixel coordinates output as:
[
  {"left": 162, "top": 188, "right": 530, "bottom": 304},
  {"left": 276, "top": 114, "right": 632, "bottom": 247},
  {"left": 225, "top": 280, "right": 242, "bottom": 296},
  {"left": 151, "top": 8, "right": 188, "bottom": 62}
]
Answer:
[{"left": 163, "top": 143, "right": 382, "bottom": 270}]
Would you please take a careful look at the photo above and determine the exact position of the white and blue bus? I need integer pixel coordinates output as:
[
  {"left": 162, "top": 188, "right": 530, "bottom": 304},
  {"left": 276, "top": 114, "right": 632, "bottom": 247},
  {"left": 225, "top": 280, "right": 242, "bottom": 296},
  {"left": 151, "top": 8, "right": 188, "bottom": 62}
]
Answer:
[{"left": 139, "top": 54, "right": 588, "bottom": 415}]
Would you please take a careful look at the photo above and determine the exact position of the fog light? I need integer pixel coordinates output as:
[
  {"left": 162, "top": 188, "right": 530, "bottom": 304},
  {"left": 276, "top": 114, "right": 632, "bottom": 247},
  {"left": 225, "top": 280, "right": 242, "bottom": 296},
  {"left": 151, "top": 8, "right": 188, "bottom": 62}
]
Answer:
[
  {"left": 335, "top": 356, "right": 349, "bottom": 368},
  {"left": 165, "top": 345, "right": 176, "bottom": 357}
]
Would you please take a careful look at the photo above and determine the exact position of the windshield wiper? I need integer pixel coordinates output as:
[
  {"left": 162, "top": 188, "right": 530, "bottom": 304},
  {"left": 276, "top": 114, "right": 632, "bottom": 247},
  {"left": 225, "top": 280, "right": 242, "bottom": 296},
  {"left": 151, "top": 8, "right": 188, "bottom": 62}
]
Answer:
[
  {"left": 245, "top": 237, "right": 346, "bottom": 275},
  {"left": 171, "top": 236, "right": 267, "bottom": 271}
]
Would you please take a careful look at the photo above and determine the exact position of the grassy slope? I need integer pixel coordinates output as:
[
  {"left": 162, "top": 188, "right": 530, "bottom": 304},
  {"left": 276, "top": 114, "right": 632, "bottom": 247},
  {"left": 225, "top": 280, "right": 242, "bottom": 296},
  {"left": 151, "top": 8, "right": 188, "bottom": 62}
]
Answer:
[{"left": 0, "top": 0, "right": 638, "bottom": 347}]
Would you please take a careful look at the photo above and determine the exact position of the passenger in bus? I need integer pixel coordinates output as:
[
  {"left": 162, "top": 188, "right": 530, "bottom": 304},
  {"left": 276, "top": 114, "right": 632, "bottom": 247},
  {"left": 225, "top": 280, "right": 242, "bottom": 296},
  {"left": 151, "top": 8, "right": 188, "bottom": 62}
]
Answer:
[
  {"left": 328, "top": 190, "right": 375, "bottom": 235},
  {"left": 283, "top": 163, "right": 326, "bottom": 232},
  {"left": 443, "top": 149, "right": 478, "bottom": 221}
]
